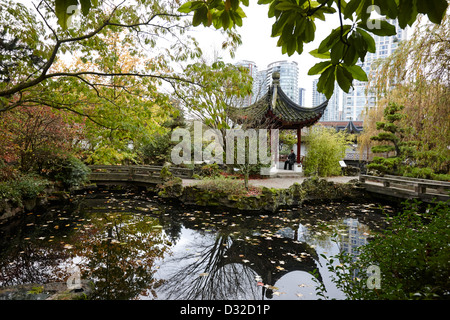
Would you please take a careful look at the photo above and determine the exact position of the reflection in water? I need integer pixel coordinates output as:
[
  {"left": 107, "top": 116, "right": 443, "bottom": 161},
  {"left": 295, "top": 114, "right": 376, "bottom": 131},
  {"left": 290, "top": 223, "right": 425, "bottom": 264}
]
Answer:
[{"left": 0, "top": 190, "right": 387, "bottom": 300}]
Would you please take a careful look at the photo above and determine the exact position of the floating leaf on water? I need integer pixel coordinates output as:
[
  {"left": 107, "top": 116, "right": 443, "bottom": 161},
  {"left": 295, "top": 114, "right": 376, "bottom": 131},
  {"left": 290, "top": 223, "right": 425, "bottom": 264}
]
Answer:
[
  {"left": 64, "top": 244, "right": 73, "bottom": 249},
  {"left": 242, "top": 259, "right": 250, "bottom": 263},
  {"left": 296, "top": 293, "right": 304, "bottom": 298},
  {"left": 199, "top": 272, "right": 209, "bottom": 277}
]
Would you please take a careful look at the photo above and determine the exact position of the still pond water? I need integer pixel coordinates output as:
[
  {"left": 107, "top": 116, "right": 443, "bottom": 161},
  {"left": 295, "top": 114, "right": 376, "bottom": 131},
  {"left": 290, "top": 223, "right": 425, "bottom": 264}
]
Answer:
[{"left": 0, "top": 189, "right": 392, "bottom": 300}]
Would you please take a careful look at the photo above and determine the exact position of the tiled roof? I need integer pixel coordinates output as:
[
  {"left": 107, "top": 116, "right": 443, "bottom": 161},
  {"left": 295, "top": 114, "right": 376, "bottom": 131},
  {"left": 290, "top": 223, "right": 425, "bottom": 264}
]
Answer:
[{"left": 228, "top": 85, "right": 328, "bottom": 129}]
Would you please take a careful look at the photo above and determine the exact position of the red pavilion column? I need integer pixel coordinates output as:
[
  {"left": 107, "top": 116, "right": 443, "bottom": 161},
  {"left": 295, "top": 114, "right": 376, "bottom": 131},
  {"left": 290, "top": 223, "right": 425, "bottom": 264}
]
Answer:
[{"left": 296, "top": 127, "right": 301, "bottom": 164}]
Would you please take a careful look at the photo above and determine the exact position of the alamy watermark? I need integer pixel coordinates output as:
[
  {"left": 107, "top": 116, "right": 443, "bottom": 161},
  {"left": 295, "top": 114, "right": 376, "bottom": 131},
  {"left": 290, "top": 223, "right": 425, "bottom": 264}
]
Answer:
[
  {"left": 170, "top": 121, "right": 280, "bottom": 175},
  {"left": 366, "top": 265, "right": 381, "bottom": 289},
  {"left": 66, "top": 265, "right": 82, "bottom": 290}
]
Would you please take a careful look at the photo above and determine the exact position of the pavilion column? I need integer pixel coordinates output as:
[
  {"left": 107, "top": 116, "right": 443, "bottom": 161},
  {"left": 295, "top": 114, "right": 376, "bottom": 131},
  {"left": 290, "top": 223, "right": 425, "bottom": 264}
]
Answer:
[{"left": 296, "top": 127, "right": 301, "bottom": 164}]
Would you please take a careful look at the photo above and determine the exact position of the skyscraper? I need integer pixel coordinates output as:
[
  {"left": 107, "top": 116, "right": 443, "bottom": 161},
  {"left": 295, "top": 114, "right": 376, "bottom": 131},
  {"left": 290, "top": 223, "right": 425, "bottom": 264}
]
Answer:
[
  {"left": 254, "top": 69, "right": 268, "bottom": 103},
  {"left": 236, "top": 60, "right": 304, "bottom": 108},
  {"left": 312, "top": 79, "right": 342, "bottom": 121},
  {"left": 265, "top": 60, "right": 299, "bottom": 103},
  {"left": 298, "top": 87, "right": 306, "bottom": 106},
  {"left": 343, "top": 19, "right": 407, "bottom": 120},
  {"left": 235, "top": 60, "right": 258, "bottom": 106}
]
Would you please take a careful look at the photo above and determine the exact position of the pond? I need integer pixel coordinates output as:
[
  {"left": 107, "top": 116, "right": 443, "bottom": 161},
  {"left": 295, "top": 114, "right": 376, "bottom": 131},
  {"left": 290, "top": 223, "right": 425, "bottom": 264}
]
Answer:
[{"left": 0, "top": 188, "right": 392, "bottom": 300}]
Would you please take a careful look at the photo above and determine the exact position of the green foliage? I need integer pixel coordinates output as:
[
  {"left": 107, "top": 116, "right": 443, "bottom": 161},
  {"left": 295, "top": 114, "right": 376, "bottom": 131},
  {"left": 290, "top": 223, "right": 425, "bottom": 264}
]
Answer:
[
  {"left": 402, "top": 167, "right": 450, "bottom": 181},
  {"left": 194, "top": 175, "right": 260, "bottom": 197},
  {"left": 316, "top": 200, "right": 450, "bottom": 300},
  {"left": 41, "top": 155, "right": 90, "bottom": 188},
  {"left": 139, "top": 110, "right": 186, "bottom": 165},
  {"left": 0, "top": 172, "right": 49, "bottom": 205},
  {"left": 368, "top": 103, "right": 404, "bottom": 174},
  {"left": 179, "top": 0, "right": 448, "bottom": 99},
  {"left": 27, "top": 286, "right": 44, "bottom": 295},
  {"left": 139, "top": 132, "right": 173, "bottom": 165},
  {"left": 160, "top": 165, "right": 173, "bottom": 182},
  {"left": 279, "top": 130, "right": 297, "bottom": 153},
  {"left": 198, "top": 163, "right": 221, "bottom": 178},
  {"left": 367, "top": 156, "right": 400, "bottom": 174},
  {"left": 176, "top": 61, "right": 252, "bottom": 131},
  {"left": 303, "top": 125, "right": 349, "bottom": 177}
]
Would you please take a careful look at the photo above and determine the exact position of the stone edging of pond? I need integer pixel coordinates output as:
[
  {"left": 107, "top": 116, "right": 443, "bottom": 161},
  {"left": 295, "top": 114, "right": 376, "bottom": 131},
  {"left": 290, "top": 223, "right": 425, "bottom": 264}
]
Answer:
[
  {"left": 154, "top": 176, "right": 366, "bottom": 212},
  {"left": 0, "top": 185, "right": 74, "bottom": 222},
  {"left": 0, "top": 280, "right": 93, "bottom": 300}
]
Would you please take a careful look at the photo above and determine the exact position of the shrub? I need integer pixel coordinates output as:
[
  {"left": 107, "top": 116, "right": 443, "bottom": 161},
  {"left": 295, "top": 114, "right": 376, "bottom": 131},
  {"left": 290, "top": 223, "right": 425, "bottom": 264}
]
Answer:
[
  {"left": 199, "top": 163, "right": 221, "bottom": 177},
  {"left": 41, "top": 155, "right": 90, "bottom": 188},
  {"left": 403, "top": 167, "right": 434, "bottom": 179},
  {"left": 0, "top": 173, "right": 49, "bottom": 205},
  {"left": 315, "top": 200, "right": 450, "bottom": 300},
  {"left": 304, "top": 126, "right": 350, "bottom": 177},
  {"left": 139, "top": 133, "right": 173, "bottom": 165},
  {"left": 195, "top": 176, "right": 261, "bottom": 197},
  {"left": 16, "top": 174, "right": 49, "bottom": 199}
]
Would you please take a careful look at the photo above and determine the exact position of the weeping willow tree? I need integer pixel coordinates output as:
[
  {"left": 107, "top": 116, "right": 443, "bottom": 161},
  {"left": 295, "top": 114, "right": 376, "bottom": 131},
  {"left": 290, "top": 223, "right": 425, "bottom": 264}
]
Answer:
[{"left": 359, "top": 13, "right": 450, "bottom": 179}]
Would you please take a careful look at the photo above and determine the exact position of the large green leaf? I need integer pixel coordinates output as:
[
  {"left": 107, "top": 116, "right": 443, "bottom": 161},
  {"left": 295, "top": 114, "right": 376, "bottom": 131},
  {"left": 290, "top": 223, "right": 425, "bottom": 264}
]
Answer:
[
  {"left": 343, "top": 64, "right": 368, "bottom": 82},
  {"left": 316, "top": 64, "right": 335, "bottom": 99},
  {"left": 343, "top": 0, "right": 361, "bottom": 20},
  {"left": 358, "top": 19, "right": 397, "bottom": 36},
  {"left": 356, "top": 28, "right": 376, "bottom": 53},
  {"left": 317, "top": 25, "right": 351, "bottom": 53},
  {"left": 79, "top": 0, "right": 91, "bottom": 16},
  {"left": 336, "top": 65, "right": 353, "bottom": 93},
  {"left": 55, "top": 0, "right": 79, "bottom": 30},
  {"left": 309, "top": 49, "right": 330, "bottom": 59},
  {"left": 308, "top": 61, "right": 332, "bottom": 75},
  {"left": 416, "top": 0, "right": 448, "bottom": 24},
  {"left": 397, "top": 0, "right": 416, "bottom": 29},
  {"left": 330, "top": 40, "right": 346, "bottom": 64}
]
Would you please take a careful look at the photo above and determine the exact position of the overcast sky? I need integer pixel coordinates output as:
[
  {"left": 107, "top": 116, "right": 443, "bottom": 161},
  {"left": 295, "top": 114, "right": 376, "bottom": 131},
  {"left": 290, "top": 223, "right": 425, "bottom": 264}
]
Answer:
[
  {"left": 18, "top": 0, "right": 342, "bottom": 107},
  {"left": 193, "top": 2, "right": 342, "bottom": 107}
]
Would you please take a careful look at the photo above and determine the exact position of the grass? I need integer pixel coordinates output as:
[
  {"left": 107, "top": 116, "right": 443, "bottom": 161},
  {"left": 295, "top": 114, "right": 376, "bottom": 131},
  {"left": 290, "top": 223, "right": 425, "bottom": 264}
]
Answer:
[{"left": 194, "top": 176, "right": 262, "bottom": 197}]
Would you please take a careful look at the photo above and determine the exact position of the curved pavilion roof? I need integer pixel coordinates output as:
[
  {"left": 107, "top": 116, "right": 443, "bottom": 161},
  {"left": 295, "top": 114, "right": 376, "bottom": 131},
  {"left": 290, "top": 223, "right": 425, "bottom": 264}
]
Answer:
[{"left": 229, "top": 78, "right": 328, "bottom": 130}]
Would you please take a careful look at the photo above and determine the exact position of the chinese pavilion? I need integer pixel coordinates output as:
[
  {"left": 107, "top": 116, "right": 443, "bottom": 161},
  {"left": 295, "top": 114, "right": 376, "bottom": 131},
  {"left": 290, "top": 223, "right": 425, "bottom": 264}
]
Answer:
[{"left": 228, "top": 72, "right": 328, "bottom": 164}]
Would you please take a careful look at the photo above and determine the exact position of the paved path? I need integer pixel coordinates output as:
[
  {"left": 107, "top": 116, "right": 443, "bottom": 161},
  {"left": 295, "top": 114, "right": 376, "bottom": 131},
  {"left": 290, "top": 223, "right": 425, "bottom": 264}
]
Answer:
[{"left": 182, "top": 176, "right": 358, "bottom": 189}]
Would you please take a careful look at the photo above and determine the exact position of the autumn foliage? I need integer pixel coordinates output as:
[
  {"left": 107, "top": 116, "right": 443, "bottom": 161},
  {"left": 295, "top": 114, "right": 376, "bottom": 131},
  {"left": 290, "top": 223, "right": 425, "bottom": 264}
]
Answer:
[{"left": 0, "top": 106, "right": 83, "bottom": 172}]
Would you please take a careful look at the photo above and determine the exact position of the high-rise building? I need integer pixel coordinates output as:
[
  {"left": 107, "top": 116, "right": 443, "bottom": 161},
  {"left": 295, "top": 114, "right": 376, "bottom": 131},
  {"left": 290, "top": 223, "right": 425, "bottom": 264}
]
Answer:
[
  {"left": 343, "top": 19, "right": 407, "bottom": 120},
  {"left": 312, "top": 79, "right": 342, "bottom": 121},
  {"left": 298, "top": 87, "right": 306, "bottom": 106},
  {"left": 265, "top": 60, "right": 299, "bottom": 103},
  {"left": 235, "top": 60, "right": 258, "bottom": 106},
  {"left": 237, "top": 60, "right": 300, "bottom": 106},
  {"left": 254, "top": 69, "right": 268, "bottom": 103}
]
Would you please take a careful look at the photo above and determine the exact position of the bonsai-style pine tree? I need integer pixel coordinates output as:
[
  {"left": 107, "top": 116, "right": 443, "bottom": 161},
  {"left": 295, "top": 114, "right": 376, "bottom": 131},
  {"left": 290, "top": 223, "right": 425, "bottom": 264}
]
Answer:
[{"left": 367, "top": 103, "right": 405, "bottom": 174}]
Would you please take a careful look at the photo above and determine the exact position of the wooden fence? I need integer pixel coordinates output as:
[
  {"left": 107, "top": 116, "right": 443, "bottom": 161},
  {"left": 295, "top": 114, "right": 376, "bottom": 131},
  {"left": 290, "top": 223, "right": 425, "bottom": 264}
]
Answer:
[
  {"left": 359, "top": 174, "right": 450, "bottom": 203},
  {"left": 88, "top": 165, "right": 193, "bottom": 185}
]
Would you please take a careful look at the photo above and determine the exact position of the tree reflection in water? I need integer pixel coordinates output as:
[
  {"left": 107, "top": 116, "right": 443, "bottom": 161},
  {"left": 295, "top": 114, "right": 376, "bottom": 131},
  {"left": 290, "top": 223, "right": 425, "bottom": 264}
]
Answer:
[
  {"left": 156, "top": 211, "right": 323, "bottom": 300},
  {"left": 0, "top": 191, "right": 383, "bottom": 300}
]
